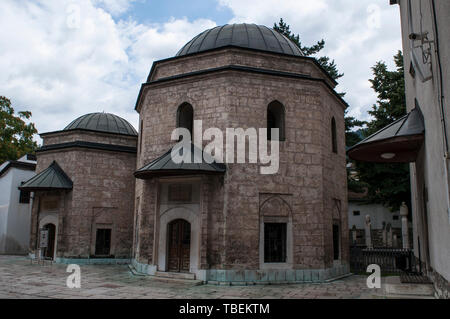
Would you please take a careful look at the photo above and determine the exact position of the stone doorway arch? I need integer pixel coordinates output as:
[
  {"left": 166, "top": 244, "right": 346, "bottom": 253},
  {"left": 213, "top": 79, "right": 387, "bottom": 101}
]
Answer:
[
  {"left": 42, "top": 223, "right": 56, "bottom": 260},
  {"left": 38, "top": 213, "right": 58, "bottom": 260},
  {"left": 158, "top": 207, "right": 199, "bottom": 274}
]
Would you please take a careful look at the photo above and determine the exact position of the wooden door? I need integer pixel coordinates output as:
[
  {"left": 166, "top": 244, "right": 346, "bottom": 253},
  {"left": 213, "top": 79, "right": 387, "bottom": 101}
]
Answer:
[{"left": 167, "top": 219, "right": 191, "bottom": 272}]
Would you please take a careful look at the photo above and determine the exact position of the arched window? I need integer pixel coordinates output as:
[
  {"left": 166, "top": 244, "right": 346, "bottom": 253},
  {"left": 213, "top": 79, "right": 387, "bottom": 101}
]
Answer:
[
  {"left": 267, "top": 101, "right": 285, "bottom": 141},
  {"left": 331, "top": 117, "right": 337, "bottom": 153},
  {"left": 176, "top": 103, "right": 193, "bottom": 139}
]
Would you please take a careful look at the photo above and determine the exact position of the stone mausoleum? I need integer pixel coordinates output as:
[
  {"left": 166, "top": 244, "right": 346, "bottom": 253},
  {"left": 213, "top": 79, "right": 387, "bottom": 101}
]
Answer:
[{"left": 23, "top": 23, "right": 349, "bottom": 283}]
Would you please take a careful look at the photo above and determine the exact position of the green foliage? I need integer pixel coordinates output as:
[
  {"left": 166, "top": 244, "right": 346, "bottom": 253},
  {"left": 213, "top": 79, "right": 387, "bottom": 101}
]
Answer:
[
  {"left": 345, "top": 117, "right": 366, "bottom": 148},
  {"left": 354, "top": 51, "right": 410, "bottom": 211},
  {"left": 347, "top": 172, "right": 368, "bottom": 193},
  {"left": 0, "top": 96, "right": 38, "bottom": 163},
  {"left": 366, "top": 51, "right": 406, "bottom": 134}
]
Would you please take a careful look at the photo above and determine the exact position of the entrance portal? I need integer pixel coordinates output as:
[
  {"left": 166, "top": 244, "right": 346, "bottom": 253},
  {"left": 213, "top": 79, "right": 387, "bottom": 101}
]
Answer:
[
  {"left": 167, "top": 219, "right": 190, "bottom": 272},
  {"left": 43, "top": 223, "right": 56, "bottom": 259}
]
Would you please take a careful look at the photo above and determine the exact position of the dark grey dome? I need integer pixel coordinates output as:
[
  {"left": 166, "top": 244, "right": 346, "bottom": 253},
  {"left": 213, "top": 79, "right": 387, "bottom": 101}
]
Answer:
[
  {"left": 176, "top": 23, "right": 304, "bottom": 57},
  {"left": 64, "top": 112, "right": 137, "bottom": 136}
]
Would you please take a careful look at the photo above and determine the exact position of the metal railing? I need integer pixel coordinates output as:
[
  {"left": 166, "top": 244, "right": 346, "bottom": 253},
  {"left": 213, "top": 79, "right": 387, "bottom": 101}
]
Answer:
[{"left": 350, "top": 246, "right": 416, "bottom": 274}]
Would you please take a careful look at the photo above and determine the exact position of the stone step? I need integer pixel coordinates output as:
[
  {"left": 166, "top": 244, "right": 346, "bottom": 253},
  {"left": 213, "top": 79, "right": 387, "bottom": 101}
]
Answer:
[
  {"left": 151, "top": 275, "right": 203, "bottom": 286},
  {"left": 155, "top": 271, "right": 196, "bottom": 280},
  {"left": 382, "top": 276, "right": 435, "bottom": 297}
]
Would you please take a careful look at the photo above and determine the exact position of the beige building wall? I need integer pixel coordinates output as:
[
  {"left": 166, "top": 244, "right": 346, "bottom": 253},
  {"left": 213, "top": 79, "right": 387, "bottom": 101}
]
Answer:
[{"left": 396, "top": 0, "right": 450, "bottom": 295}]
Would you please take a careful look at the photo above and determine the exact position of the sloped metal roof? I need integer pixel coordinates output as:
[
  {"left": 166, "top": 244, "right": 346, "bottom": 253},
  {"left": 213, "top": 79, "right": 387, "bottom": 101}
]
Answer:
[
  {"left": 176, "top": 24, "right": 304, "bottom": 57},
  {"left": 19, "top": 161, "right": 73, "bottom": 191},
  {"left": 347, "top": 107, "right": 425, "bottom": 163},
  {"left": 135, "top": 143, "right": 226, "bottom": 179},
  {"left": 63, "top": 112, "right": 137, "bottom": 136}
]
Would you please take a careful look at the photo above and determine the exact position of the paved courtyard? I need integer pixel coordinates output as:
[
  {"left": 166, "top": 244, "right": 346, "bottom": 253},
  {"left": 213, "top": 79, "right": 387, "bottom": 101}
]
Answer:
[{"left": 0, "top": 255, "right": 378, "bottom": 299}]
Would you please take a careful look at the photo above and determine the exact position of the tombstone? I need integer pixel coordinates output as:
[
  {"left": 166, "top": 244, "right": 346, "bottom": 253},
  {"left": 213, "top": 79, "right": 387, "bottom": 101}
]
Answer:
[
  {"left": 400, "top": 202, "right": 410, "bottom": 249},
  {"left": 393, "top": 234, "right": 398, "bottom": 248},
  {"left": 365, "top": 215, "right": 372, "bottom": 249},
  {"left": 386, "top": 223, "right": 393, "bottom": 247},
  {"left": 351, "top": 225, "right": 357, "bottom": 245}
]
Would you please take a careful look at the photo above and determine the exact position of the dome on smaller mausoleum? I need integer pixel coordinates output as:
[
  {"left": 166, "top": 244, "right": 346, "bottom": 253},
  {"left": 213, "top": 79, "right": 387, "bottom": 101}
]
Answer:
[{"left": 64, "top": 112, "right": 137, "bottom": 136}]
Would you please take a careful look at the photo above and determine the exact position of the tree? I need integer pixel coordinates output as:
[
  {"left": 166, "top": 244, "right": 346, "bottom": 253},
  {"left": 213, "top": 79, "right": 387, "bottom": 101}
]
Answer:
[
  {"left": 354, "top": 51, "right": 410, "bottom": 211},
  {"left": 0, "top": 96, "right": 38, "bottom": 163},
  {"left": 273, "top": 18, "right": 343, "bottom": 82},
  {"left": 366, "top": 51, "right": 406, "bottom": 134}
]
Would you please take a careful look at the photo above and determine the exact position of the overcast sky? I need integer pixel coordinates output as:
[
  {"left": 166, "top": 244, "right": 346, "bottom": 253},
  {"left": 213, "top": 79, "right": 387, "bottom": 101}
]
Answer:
[{"left": 0, "top": 0, "right": 402, "bottom": 140}]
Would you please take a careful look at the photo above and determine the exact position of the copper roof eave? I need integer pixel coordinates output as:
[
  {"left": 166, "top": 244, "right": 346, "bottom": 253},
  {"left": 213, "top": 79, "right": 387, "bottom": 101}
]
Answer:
[
  {"left": 18, "top": 186, "right": 71, "bottom": 192},
  {"left": 19, "top": 161, "right": 73, "bottom": 191},
  {"left": 135, "top": 143, "right": 227, "bottom": 179},
  {"left": 347, "top": 133, "right": 424, "bottom": 163}
]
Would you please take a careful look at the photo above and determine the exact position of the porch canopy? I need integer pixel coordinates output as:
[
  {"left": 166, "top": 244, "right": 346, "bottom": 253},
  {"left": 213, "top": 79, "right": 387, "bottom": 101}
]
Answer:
[
  {"left": 135, "top": 143, "right": 226, "bottom": 179},
  {"left": 19, "top": 161, "right": 73, "bottom": 191},
  {"left": 347, "top": 107, "right": 425, "bottom": 163}
]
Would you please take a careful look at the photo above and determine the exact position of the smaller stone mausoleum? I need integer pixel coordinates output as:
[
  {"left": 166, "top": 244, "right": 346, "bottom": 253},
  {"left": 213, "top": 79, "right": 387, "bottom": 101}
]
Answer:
[{"left": 22, "top": 112, "right": 138, "bottom": 262}]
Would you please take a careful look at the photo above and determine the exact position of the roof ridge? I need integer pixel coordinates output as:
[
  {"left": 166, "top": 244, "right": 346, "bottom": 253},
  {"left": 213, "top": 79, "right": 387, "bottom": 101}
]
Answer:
[
  {"left": 107, "top": 113, "right": 120, "bottom": 133},
  {"left": 118, "top": 115, "right": 135, "bottom": 134},
  {"left": 183, "top": 29, "right": 209, "bottom": 56},
  {"left": 243, "top": 23, "right": 250, "bottom": 46},
  {"left": 230, "top": 23, "right": 236, "bottom": 45},
  {"left": 351, "top": 113, "right": 409, "bottom": 148},
  {"left": 85, "top": 113, "right": 97, "bottom": 130},
  {"left": 254, "top": 24, "right": 269, "bottom": 51},
  {"left": 197, "top": 26, "right": 216, "bottom": 52},
  {"left": 213, "top": 24, "right": 227, "bottom": 49},
  {"left": 95, "top": 112, "right": 102, "bottom": 131},
  {"left": 277, "top": 32, "right": 297, "bottom": 55},
  {"left": 267, "top": 27, "right": 285, "bottom": 52}
]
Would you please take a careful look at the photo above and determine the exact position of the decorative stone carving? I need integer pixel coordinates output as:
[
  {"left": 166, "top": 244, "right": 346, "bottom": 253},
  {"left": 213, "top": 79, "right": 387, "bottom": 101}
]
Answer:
[{"left": 259, "top": 195, "right": 292, "bottom": 217}]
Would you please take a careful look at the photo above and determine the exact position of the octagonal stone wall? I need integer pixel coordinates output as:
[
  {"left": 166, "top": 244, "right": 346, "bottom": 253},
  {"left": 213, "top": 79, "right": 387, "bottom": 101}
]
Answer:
[{"left": 134, "top": 47, "right": 348, "bottom": 282}]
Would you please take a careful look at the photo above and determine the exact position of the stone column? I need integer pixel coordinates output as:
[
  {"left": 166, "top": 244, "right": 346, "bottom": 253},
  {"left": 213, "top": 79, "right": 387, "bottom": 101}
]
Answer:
[
  {"left": 365, "top": 215, "right": 372, "bottom": 249},
  {"left": 400, "top": 202, "right": 410, "bottom": 249}
]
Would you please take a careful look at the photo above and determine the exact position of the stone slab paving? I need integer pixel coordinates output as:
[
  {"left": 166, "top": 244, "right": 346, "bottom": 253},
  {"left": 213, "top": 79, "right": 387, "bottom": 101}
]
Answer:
[{"left": 0, "top": 256, "right": 378, "bottom": 299}]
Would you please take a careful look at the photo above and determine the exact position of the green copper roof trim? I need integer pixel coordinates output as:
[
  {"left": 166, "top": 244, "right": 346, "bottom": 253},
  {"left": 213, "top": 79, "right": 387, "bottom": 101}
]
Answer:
[
  {"left": 19, "top": 161, "right": 73, "bottom": 191},
  {"left": 135, "top": 143, "right": 226, "bottom": 179}
]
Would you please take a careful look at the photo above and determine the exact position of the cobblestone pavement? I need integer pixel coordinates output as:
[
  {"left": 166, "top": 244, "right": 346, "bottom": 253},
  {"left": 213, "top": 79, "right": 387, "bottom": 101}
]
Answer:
[{"left": 0, "top": 256, "right": 377, "bottom": 299}]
